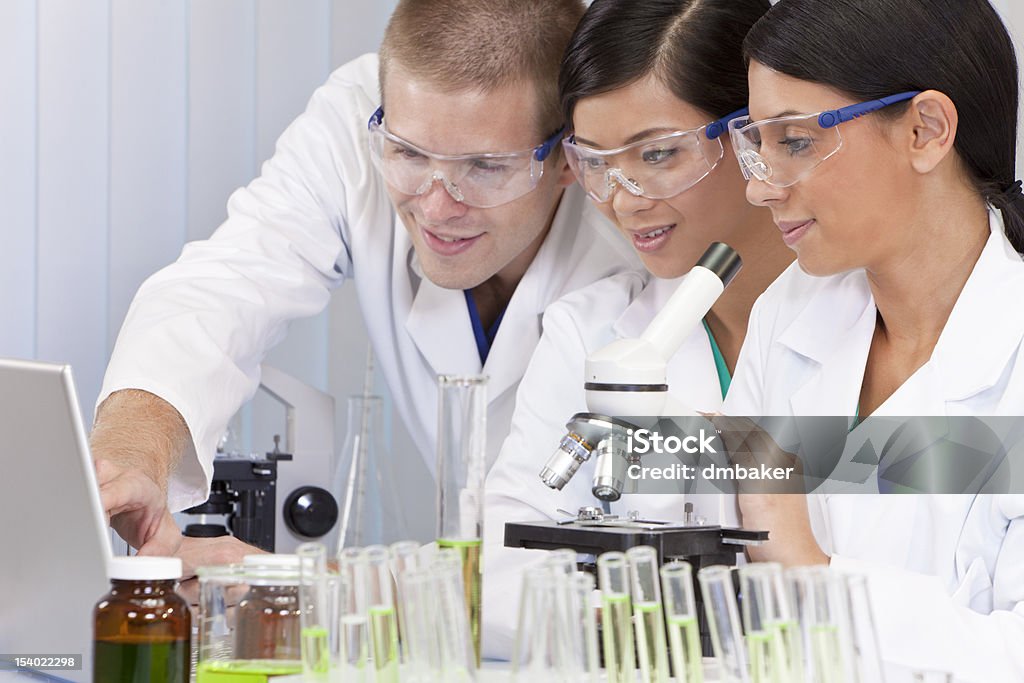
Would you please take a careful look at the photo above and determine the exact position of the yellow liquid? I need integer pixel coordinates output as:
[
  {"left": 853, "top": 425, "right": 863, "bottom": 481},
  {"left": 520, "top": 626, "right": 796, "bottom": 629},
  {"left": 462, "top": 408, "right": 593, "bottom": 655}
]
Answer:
[
  {"left": 369, "top": 606, "right": 399, "bottom": 683},
  {"left": 602, "top": 593, "right": 636, "bottom": 683},
  {"left": 810, "top": 624, "right": 844, "bottom": 683},
  {"left": 634, "top": 602, "right": 669, "bottom": 683},
  {"left": 667, "top": 615, "right": 703, "bottom": 683},
  {"left": 196, "top": 659, "right": 302, "bottom": 683},
  {"left": 301, "top": 626, "right": 329, "bottom": 674},
  {"left": 437, "top": 538, "right": 482, "bottom": 667}
]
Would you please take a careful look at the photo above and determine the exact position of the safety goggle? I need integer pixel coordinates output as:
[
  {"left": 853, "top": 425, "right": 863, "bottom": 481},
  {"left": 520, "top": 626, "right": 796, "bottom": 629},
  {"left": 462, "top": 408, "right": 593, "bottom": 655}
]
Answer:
[
  {"left": 561, "top": 108, "right": 748, "bottom": 203},
  {"left": 367, "top": 107, "right": 564, "bottom": 209},
  {"left": 728, "top": 91, "right": 921, "bottom": 188}
]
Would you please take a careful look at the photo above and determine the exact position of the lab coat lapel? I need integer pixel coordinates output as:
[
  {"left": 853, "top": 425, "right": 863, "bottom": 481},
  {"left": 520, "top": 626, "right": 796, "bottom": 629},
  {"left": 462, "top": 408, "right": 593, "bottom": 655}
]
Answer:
[
  {"left": 404, "top": 253, "right": 482, "bottom": 380},
  {"left": 481, "top": 189, "right": 586, "bottom": 404},
  {"left": 779, "top": 272, "right": 877, "bottom": 416},
  {"left": 877, "top": 209, "right": 1024, "bottom": 413}
]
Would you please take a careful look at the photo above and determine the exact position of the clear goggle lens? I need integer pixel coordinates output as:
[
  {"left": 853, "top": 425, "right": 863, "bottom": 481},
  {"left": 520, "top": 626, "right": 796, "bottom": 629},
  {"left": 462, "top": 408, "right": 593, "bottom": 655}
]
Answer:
[
  {"left": 368, "top": 118, "right": 552, "bottom": 209},
  {"left": 728, "top": 113, "right": 843, "bottom": 188},
  {"left": 562, "top": 128, "right": 724, "bottom": 203}
]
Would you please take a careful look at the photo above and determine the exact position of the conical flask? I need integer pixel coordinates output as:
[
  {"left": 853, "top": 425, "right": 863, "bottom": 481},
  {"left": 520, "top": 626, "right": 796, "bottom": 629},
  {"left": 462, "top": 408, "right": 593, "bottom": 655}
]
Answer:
[{"left": 333, "top": 395, "right": 408, "bottom": 553}]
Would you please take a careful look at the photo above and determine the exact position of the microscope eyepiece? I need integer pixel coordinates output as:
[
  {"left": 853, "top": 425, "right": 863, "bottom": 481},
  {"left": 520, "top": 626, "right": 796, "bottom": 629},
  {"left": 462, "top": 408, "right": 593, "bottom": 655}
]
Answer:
[{"left": 697, "top": 242, "right": 742, "bottom": 286}]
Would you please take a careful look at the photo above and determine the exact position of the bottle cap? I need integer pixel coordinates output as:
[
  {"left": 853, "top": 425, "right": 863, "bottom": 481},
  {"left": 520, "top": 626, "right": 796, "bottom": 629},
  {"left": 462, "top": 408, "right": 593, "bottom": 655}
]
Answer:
[{"left": 107, "top": 556, "right": 183, "bottom": 581}]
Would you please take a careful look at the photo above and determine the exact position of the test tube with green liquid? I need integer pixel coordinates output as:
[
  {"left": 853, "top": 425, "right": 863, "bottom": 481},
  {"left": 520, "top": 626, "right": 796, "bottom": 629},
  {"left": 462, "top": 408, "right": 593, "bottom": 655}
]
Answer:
[
  {"left": 739, "top": 563, "right": 797, "bottom": 683},
  {"left": 297, "top": 543, "right": 331, "bottom": 677},
  {"left": 360, "top": 546, "right": 400, "bottom": 683},
  {"left": 436, "top": 374, "right": 487, "bottom": 666},
  {"left": 627, "top": 546, "right": 669, "bottom": 683},
  {"left": 598, "top": 552, "right": 636, "bottom": 683},
  {"left": 698, "top": 565, "right": 750, "bottom": 683},
  {"left": 661, "top": 562, "right": 703, "bottom": 683}
]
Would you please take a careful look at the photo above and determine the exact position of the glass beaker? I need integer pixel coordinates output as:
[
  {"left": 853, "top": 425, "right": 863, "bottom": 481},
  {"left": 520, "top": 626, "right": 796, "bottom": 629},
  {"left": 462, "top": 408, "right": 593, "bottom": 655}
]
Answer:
[
  {"left": 196, "top": 560, "right": 305, "bottom": 681},
  {"left": 435, "top": 375, "right": 488, "bottom": 665}
]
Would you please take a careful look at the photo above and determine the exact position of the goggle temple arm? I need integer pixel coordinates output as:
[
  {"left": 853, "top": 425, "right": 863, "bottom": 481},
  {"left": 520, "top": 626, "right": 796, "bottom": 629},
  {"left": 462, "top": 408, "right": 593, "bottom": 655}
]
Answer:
[
  {"left": 817, "top": 90, "right": 921, "bottom": 128},
  {"left": 706, "top": 107, "right": 750, "bottom": 140}
]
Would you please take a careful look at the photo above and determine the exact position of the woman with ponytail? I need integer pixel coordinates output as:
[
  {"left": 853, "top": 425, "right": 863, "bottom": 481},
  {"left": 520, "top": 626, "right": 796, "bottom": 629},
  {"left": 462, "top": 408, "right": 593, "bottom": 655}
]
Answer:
[{"left": 723, "top": 0, "right": 1024, "bottom": 677}]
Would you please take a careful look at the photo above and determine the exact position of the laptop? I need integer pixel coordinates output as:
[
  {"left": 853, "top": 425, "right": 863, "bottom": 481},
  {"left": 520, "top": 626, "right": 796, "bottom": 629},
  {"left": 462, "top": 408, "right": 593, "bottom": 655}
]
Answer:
[{"left": 0, "top": 358, "right": 112, "bottom": 682}]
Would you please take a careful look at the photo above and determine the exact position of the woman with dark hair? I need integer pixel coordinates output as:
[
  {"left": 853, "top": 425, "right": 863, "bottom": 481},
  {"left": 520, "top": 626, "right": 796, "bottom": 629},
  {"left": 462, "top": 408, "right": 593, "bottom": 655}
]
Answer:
[
  {"left": 482, "top": 0, "right": 792, "bottom": 658},
  {"left": 723, "top": 0, "right": 1024, "bottom": 677}
]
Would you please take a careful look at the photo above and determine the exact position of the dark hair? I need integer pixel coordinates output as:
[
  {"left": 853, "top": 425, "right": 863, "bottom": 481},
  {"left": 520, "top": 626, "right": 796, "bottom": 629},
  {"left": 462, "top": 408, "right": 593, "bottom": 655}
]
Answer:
[
  {"left": 744, "top": 0, "right": 1024, "bottom": 251},
  {"left": 559, "top": 0, "right": 771, "bottom": 126}
]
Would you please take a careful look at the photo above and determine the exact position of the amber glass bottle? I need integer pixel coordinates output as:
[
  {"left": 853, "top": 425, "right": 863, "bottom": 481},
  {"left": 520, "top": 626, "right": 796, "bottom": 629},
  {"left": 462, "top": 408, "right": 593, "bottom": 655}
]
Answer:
[{"left": 93, "top": 557, "right": 191, "bottom": 683}]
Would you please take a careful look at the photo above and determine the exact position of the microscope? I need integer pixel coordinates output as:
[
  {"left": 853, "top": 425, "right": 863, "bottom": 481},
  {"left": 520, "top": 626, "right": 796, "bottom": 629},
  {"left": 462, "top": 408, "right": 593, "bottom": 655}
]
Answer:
[{"left": 503, "top": 243, "right": 768, "bottom": 653}]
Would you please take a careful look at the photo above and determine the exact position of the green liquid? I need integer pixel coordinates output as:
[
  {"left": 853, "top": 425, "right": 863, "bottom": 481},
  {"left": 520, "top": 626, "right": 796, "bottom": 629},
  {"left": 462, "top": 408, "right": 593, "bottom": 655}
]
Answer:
[
  {"left": 773, "top": 620, "right": 802, "bottom": 683},
  {"left": 634, "top": 602, "right": 669, "bottom": 683},
  {"left": 370, "top": 606, "right": 399, "bottom": 683},
  {"left": 602, "top": 593, "right": 636, "bottom": 683},
  {"left": 301, "top": 626, "right": 329, "bottom": 674},
  {"left": 437, "top": 538, "right": 482, "bottom": 666},
  {"left": 195, "top": 658, "right": 302, "bottom": 682},
  {"left": 94, "top": 638, "right": 189, "bottom": 683},
  {"left": 746, "top": 630, "right": 786, "bottom": 683},
  {"left": 667, "top": 616, "right": 703, "bottom": 683},
  {"left": 810, "top": 624, "right": 844, "bottom": 683}
]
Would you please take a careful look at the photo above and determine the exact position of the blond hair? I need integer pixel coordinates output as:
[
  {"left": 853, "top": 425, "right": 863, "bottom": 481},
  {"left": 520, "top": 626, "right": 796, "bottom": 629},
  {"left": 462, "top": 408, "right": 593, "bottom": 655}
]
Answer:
[{"left": 379, "top": 0, "right": 585, "bottom": 136}]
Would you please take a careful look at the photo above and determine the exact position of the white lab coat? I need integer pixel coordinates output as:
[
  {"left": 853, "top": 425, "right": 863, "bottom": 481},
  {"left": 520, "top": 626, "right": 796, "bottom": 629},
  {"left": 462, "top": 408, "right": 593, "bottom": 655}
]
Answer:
[
  {"left": 482, "top": 273, "right": 733, "bottom": 659},
  {"left": 98, "top": 53, "right": 639, "bottom": 511},
  {"left": 724, "top": 209, "right": 1024, "bottom": 682}
]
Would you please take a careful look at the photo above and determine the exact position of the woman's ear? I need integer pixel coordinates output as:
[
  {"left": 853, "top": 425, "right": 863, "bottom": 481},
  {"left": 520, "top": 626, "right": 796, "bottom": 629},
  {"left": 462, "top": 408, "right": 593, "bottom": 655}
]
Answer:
[{"left": 905, "top": 90, "right": 959, "bottom": 175}]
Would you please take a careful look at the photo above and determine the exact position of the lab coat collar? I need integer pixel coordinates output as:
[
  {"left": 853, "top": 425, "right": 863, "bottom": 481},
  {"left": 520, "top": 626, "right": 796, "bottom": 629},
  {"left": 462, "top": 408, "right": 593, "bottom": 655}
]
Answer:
[
  {"left": 405, "top": 185, "right": 590, "bottom": 405},
  {"left": 404, "top": 248, "right": 483, "bottom": 381},
  {"left": 778, "top": 208, "right": 1024, "bottom": 415},
  {"left": 780, "top": 270, "right": 877, "bottom": 416},
  {"left": 930, "top": 209, "right": 1024, "bottom": 401},
  {"left": 482, "top": 187, "right": 591, "bottom": 403}
]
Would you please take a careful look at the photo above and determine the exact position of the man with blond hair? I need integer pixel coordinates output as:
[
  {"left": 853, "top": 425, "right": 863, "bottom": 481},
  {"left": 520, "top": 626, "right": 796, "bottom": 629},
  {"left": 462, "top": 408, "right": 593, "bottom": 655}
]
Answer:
[{"left": 91, "top": 0, "right": 637, "bottom": 564}]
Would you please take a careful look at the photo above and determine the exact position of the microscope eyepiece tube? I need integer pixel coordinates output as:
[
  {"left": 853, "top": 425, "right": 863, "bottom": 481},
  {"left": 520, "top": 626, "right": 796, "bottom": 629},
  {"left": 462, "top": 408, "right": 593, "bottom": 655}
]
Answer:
[{"left": 697, "top": 242, "right": 742, "bottom": 287}]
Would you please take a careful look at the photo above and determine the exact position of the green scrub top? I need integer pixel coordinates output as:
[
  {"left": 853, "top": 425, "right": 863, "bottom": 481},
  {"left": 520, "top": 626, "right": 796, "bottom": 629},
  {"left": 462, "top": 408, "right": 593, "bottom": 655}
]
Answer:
[{"left": 702, "top": 319, "right": 731, "bottom": 400}]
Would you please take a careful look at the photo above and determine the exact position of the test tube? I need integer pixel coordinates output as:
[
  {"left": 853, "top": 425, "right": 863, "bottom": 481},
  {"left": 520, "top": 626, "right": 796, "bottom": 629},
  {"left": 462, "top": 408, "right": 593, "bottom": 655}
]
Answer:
[
  {"left": 339, "top": 547, "right": 369, "bottom": 679},
  {"left": 598, "top": 552, "right": 636, "bottom": 683},
  {"left": 362, "top": 546, "right": 400, "bottom": 683},
  {"left": 698, "top": 565, "right": 750, "bottom": 683},
  {"left": 567, "top": 572, "right": 600, "bottom": 683},
  {"left": 740, "top": 563, "right": 797, "bottom": 683},
  {"left": 511, "top": 566, "right": 559, "bottom": 681},
  {"left": 627, "top": 546, "right": 669, "bottom": 683},
  {"left": 436, "top": 375, "right": 487, "bottom": 665},
  {"left": 843, "top": 574, "right": 886, "bottom": 683},
  {"left": 297, "top": 543, "right": 330, "bottom": 677},
  {"left": 546, "top": 548, "right": 578, "bottom": 575},
  {"left": 787, "top": 567, "right": 853, "bottom": 683},
  {"left": 389, "top": 540, "right": 421, "bottom": 664},
  {"left": 399, "top": 567, "right": 441, "bottom": 682},
  {"left": 432, "top": 550, "right": 478, "bottom": 681},
  {"left": 661, "top": 562, "right": 703, "bottom": 683}
]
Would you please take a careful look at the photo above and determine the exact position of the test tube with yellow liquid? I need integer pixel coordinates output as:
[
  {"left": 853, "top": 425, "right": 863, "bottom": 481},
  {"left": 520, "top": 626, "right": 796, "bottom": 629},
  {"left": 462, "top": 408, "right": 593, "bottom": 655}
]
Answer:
[{"left": 436, "top": 375, "right": 488, "bottom": 666}]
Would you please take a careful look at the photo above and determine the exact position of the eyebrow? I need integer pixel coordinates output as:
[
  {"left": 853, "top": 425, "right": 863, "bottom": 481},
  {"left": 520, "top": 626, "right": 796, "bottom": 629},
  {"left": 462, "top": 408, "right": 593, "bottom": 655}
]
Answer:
[{"left": 574, "top": 126, "right": 681, "bottom": 148}]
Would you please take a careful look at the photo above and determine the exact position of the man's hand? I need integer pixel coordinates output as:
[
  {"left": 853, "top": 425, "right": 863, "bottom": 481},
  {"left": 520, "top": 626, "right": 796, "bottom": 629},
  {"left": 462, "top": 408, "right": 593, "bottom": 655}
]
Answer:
[
  {"left": 174, "top": 535, "right": 267, "bottom": 580},
  {"left": 90, "top": 389, "right": 192, "bottom": 552},
  {"left": 95, "top": 459, "right": 183, "bottom": 555}
]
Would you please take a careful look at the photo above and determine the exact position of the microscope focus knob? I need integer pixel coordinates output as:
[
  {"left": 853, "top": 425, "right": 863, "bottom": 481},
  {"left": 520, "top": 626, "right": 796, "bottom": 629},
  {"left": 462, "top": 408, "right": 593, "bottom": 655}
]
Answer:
[{"left": 283, "top": 486, "right": 339, "bottom": 539}]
